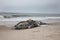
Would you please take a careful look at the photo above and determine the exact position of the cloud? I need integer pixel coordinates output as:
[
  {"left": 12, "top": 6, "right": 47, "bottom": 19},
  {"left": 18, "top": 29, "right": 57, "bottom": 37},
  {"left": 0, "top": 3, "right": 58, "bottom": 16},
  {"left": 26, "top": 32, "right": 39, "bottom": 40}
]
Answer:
[
  {"left": 0, "top": 0, "right": 59, "bottom": 13},
  {"left": 0, "top": 0, "right": 45, "bottom": 7}
]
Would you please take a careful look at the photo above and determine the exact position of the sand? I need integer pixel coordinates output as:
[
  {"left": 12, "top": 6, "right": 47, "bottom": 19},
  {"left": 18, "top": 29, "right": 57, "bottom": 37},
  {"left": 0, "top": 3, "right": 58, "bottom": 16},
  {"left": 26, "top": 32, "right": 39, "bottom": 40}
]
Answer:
[{"left": 0, "top": 23, "right": 60, "bottom": 40}]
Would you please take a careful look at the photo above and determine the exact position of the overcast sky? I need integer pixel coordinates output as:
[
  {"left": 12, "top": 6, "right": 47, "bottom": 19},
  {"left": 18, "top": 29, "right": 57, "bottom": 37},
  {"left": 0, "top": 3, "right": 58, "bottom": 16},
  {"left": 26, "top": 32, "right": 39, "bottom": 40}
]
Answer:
[{"left": 0, "top": 0, "right": 60, "bottom": 13}]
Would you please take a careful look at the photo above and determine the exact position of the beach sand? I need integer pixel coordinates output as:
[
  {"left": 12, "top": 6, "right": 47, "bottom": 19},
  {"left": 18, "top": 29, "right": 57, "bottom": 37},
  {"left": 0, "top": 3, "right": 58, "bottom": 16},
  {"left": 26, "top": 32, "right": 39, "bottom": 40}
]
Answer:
[{"left": 0, "top": 23, "right": 60, "bottom": 40}]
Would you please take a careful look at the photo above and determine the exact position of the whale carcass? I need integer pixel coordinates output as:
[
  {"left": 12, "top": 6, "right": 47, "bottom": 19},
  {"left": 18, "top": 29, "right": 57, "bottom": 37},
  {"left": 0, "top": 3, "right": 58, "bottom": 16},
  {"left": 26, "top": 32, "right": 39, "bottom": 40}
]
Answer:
[{"left": 14, "top": 19, "right": 46, "bottom": 30}]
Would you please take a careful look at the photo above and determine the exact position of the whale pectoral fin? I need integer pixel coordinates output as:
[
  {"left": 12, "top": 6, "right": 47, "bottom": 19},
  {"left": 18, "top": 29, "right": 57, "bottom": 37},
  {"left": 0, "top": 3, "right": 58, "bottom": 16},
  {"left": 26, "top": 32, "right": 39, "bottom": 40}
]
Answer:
[{"left": 28, "top": 26, "right": 32, "bottom": 29}]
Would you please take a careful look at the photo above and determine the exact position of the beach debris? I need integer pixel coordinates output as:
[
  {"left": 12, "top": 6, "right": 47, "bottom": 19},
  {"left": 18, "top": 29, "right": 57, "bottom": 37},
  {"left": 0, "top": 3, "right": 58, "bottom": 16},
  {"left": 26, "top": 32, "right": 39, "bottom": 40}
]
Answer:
[{"left": 14, "top": 19, "right": 46, "bottom": 30}]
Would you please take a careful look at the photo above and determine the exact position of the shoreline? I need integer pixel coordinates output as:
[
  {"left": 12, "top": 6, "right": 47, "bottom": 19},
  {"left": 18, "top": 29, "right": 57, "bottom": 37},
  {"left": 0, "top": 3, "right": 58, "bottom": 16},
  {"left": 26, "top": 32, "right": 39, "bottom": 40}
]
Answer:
[{"left": 0, "top": 22, "right": 60, "bottom": 40}]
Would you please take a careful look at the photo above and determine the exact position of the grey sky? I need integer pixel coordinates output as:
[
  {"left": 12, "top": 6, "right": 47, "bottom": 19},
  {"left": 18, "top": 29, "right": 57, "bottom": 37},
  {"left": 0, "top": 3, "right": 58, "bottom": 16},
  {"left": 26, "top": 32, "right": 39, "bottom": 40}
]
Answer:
[{"left": 0, "top": 0, "right": 60, "bottom": 13}]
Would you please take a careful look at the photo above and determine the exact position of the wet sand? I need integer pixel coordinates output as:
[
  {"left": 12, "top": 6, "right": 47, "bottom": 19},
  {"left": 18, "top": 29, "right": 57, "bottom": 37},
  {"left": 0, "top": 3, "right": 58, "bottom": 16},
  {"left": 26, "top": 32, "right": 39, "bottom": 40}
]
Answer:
[{"left": 0, "top": 23, "right": 60, "bottom": 40}]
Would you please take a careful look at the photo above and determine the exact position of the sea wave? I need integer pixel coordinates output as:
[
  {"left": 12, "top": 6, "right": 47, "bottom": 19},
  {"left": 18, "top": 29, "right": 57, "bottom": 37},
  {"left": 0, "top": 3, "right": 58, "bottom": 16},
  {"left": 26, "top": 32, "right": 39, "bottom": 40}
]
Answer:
[
  {"left": 0, "top": 17, "right": 60, "bottom": 25},
  {"left": 0, "top": 17, "right": 60, "bottom": 21}
]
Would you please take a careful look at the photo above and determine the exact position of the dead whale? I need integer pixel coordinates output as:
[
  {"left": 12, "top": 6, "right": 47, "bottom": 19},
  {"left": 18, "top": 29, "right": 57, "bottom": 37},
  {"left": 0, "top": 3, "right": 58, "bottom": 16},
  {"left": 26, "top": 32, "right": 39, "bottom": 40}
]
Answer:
[{"left": 14, "top": 19, "right": 46, "bottom": 30}]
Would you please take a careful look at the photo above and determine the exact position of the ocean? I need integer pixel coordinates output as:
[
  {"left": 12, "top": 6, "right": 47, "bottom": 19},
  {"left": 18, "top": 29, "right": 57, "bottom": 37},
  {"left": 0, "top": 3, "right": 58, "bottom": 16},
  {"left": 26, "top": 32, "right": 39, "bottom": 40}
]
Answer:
[
  {"left": 0, "top": 13, "right": 60, "bottom": 17},
  {"left": 0, "top": 13, "right": 60, "bottom": 25}
]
